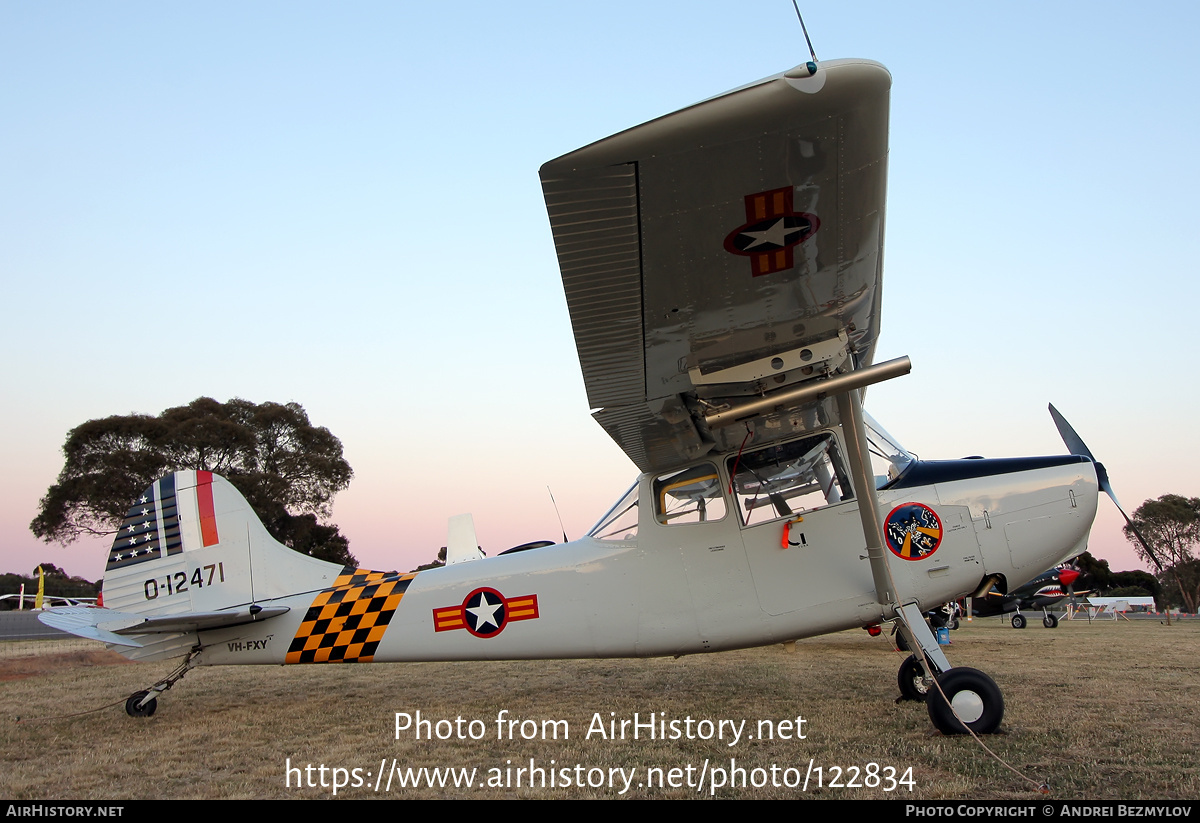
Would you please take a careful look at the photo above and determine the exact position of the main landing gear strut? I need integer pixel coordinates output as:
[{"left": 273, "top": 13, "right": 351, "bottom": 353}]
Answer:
[
  {"left": 124, "top": 647, "right": 202, "bottom": 717},
  {"left": 836, "top": 385, "right": 1005, "bottom": 735}
]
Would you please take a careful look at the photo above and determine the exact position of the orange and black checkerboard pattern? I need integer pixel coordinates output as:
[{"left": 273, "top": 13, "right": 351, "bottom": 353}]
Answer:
[{"left": 285, "top": 567, "right": 416, "bottom": 663}]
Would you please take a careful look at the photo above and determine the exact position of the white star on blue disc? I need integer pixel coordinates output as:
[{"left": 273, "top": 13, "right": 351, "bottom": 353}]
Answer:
[{"left": 467, "top": 592, "right": 504, "bottom": 630}]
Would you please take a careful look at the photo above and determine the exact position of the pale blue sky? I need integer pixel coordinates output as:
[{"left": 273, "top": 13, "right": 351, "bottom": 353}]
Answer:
[{"left": 2, "top": 1, "right": 1196, "bottom": 579}]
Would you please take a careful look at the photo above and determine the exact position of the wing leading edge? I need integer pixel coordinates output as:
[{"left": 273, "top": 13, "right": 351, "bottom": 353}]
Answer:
[{"left": 541, "top": 59, "right": 891, "bottom": 473}]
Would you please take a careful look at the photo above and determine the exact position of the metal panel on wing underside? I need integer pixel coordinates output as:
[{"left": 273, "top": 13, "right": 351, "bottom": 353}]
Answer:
[{"left": 541, "top": 59, "right": 891, "bottom": 473}]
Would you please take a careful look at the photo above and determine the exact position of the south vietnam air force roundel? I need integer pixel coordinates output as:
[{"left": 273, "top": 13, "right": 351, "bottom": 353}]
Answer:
[
  {"left": 883, "top": 503, "right": 943, "bottom": 561},
  {"left": 723, "top": 187, "right": 819, "bottom": 277},
  {"left": 433, "top": 587, "right": 540, "bottom": 638}
]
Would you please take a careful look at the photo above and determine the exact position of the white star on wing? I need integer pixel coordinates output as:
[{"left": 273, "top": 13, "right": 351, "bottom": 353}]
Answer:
[
  {"left": 741, "top": 218, "right": 805, "bottom": 250},
  {"left": 467, "top": 593, "right": 504, "bottom": 629}
]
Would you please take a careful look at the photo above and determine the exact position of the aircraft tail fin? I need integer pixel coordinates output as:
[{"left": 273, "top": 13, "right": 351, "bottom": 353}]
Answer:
[{"left": 88, "top": 471, "right": 347, "bottom": 659}]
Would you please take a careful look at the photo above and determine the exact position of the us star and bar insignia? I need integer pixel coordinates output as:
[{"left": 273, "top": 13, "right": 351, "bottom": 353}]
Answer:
[
  {"left": 433, "top": 587, "right": 539, "bottom": 638},
  {"left": 285, "top": 567, "right": 416, "bottom": 663},
  {"left": 723, "top": 187, "right": 819, "bottom": 276}
]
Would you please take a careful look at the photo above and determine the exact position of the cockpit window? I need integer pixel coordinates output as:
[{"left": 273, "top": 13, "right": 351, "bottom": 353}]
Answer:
[
  {"left": 727, "top": 432, "right": 853, "bottom": 527},
  {"left": 587, "top": 481, "right": 639, "bottom": 541},
  {"left": 652, "top": 463, "right": 727, "bottom": 525}
]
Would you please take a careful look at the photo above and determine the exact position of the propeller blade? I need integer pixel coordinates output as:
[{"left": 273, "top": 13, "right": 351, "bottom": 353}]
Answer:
[
  {"left": 1048, "top": 404, "right": 1167, "bottom": 571},
  {"left": 1049, "top": 403, "right": 1093, "bottom": 459},
  {"left": 1114, "top": 506, "right": 1167, "bottom": 572},
  {"left": 1049, "top": 403, "right": 1119, "bottom": 502},
  {"left": 1060, "top": 559, "right": 1091, "bottom": 604}
]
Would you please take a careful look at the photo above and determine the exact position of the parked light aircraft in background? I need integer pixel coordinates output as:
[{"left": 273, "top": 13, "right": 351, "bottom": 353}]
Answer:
[
  {"left": 44, "top": 57, "right": 1117, "bottom": 735},
  {"left": 969, "top": 565, "right": 1089, "bottom": 629}
]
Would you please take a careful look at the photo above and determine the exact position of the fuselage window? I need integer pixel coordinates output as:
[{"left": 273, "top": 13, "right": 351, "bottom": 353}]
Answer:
[
  {"left": 652, "top": 463, "right": 727, "bottom": 525},
  {"left": 727, "top": 432, "right": 853, "bottom": 527}
]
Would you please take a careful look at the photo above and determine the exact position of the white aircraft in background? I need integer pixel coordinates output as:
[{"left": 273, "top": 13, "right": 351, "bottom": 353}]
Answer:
[{"left": 44, "top": 57, "right": 1115, "bottom": 735}]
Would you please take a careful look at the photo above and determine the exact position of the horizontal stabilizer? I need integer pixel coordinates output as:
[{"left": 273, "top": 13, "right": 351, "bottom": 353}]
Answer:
[
  {"left": 38, "top": 607, "right": 146, "bottom": 647},
  {"left": 39, "top": 604, "right": 289, "bottom": 645}
]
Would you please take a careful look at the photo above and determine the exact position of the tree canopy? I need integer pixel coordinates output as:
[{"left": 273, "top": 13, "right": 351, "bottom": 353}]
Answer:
[
  {"left": 1123, "top": 494, "right": 1200, "bottom": 612},
  {"left": 31, "top": 397, "right": 356, "bottom": 565}
]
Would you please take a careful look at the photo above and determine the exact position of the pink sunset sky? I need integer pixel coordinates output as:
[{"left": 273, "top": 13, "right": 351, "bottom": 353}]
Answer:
[{"left": 2, "top": 1, "right": 1196, "bottom": 583}]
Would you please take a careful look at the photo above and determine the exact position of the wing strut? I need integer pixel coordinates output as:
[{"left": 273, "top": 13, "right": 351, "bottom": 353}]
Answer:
[{"left": 835, "top": 383, "right": 952, "bottom": 676}]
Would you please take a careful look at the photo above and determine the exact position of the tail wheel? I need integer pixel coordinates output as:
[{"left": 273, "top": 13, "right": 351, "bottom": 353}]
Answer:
[
  {"left": 897, "top": 655, "right": 932, "bottom": 702},
  {"left": 1011, "top": 613, "right": 1026, "bottom": 629},
  {"left": 926, "top": 667, "right": 1004, "bottom": 735},
  {"left": 1043, "top": 613, "right": 1058, "bottom": 628},
  {"left": 125, "top": 690, "right": 157, "bottom": 718}
]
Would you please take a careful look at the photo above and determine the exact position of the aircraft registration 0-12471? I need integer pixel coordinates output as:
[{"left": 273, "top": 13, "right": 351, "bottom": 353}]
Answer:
[{"left": 42, "top": 57, "right": 1112, "bottom": 736}]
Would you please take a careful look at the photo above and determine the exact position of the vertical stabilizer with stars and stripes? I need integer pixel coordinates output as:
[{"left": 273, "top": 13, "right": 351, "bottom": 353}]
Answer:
[{"left": 99, "top": 471, "right": 350, "bottom": 660}]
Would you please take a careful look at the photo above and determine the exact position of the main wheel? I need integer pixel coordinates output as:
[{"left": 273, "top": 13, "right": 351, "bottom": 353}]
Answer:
[
  {"left": 125, "top": 690, "right": 157, "bottom": 718},
  {"left": 926, "top": 667, "right": 1004, "bottom": 735},
  {"left": 1043, "top": 613, "right": 1058, "bottom": 628},
  {"left": 1011, "top": 613, "right": 1026, "bottom": 629},
  {"left": 897, "top": 655, "right": 932, "bottom": 702},
  {"left": 947, "top": 617, "right": 960, "bottom": 631}
]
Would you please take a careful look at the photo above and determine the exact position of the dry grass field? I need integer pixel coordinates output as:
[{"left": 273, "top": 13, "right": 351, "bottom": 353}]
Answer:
[{"left": 2, "top": 617, "right": 1197, "bottom": 800}]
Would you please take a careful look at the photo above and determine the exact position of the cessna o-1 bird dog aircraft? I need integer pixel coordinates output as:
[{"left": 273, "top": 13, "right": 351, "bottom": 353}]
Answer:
[{"left": 44, "top": 58, "right": 1109, "bottom": 735}]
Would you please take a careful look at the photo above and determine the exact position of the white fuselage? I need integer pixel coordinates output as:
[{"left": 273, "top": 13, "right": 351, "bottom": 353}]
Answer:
[{"left": 191, "top": 427, "right": 1098, "bottom": 668}]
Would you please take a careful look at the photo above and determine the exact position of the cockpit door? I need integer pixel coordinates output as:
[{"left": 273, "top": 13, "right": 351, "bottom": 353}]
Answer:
[{"left": 635, "top": 463, "right": 756, "bottom": 653}]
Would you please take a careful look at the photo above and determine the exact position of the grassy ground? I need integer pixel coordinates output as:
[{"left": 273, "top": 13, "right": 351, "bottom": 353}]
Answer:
[{"left": 2, "top": 617, "right": 1197, "bottom": 799}]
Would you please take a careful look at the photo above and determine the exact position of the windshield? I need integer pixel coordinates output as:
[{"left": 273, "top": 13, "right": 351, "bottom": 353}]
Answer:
[
  {"left": 864, "top": 411, "right": 915, "bottom": 484},
  {"left": 587, "top": 480, "right": 639, "bottom": 541}
]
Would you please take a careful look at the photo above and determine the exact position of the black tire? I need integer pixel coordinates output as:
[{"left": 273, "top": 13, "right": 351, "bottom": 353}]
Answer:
[
  {"left": 1043, "top": 613, "right": 1058, "bottom": 628},
  {"left": 947, "top": 617, "right": 960, "bottom": 631},
  {"left": 926, "top": 667, "right": 1004, "bottom": 735},
  {"left": 1011, "top": 613, "right": 1026, "bottom": 629},
  {"left": 894, "top": 629, "right": 909, "bottom": 652},
  {"left": 897, "top": 655, "right": 931, "bottom": 702},
  {"left": 125, "top": 690, "right": 157, "bottom": 718}
]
